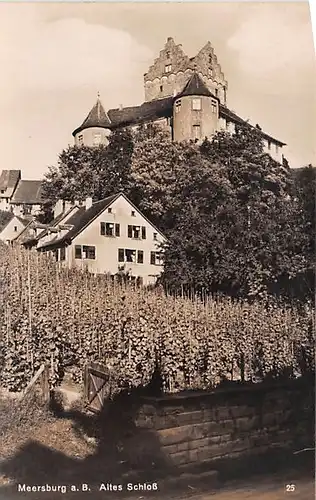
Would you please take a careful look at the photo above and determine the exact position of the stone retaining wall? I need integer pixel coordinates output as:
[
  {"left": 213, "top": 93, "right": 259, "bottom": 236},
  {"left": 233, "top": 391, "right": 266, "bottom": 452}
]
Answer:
[{"left": 135, "top": 377, "right": 314, "bottom": 467}]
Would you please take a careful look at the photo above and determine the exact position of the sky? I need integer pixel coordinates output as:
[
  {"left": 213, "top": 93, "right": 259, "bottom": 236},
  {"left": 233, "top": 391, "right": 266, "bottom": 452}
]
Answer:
[{"left": 0, "top": 2, "right": 315, "bottom": 180}]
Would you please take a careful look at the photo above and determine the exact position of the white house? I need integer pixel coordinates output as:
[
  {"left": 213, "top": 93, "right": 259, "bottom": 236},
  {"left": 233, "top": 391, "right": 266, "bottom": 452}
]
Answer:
[
  {"left": 35, "top": 193, "right": 166, "bottom": 286},
  {"left": 0, "top": 212, "right": 30, "bottom": 244}
]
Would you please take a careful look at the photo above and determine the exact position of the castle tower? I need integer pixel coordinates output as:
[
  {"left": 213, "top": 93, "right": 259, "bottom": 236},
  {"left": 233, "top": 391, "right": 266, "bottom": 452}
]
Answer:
[
  {"left": 72, "top": 94, "right": 111, "bottom": 147},
  {"left": 173, "top": 72, "right": 220, "bottom": 142},
  {"left": 144, "top": 38, "right": 228, "bottom": 105}
]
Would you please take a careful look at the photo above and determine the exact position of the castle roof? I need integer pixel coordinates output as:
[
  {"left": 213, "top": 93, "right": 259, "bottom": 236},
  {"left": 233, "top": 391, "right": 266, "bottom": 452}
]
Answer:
[
  {"left": 176, "top": 72, "right": 218, "bottom": 99},
  {"left": 0, "top": 170, "right": 21, "bottom": 198},
  {"left": 72, "top": 97, "right": 111, "bottom": 136},
  {"left": 10, "top": 180, "right": 44, "bottom": 205}
]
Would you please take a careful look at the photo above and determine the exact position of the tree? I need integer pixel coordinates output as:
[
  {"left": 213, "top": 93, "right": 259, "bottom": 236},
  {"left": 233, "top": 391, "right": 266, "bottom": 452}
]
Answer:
[{"left": 161, "top": 126, "right": 308, "bottom": 300}]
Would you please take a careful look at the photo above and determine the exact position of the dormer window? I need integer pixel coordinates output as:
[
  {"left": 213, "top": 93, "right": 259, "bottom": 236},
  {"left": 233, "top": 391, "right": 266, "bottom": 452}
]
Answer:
[
  {"left": 192, "top": 98, "right": 202, "bottom": 111},
  {"left": 165, "top": 64, "right": 172, "bottom": 73}
]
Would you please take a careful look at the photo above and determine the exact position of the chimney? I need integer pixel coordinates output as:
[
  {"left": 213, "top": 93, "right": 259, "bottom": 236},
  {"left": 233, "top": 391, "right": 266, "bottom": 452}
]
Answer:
[
  {"left": 119, "top": 104, "right": 123, "bottom": 111},
  {"left": 53, "top": 199, "right": 64, "bottom": 219},
  {"left": 85, "top": 197, "right": 93, "bottom": 210}
]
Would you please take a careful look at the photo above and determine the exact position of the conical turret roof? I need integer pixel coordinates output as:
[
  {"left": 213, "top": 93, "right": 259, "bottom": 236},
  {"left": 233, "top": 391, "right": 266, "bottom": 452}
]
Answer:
[
  {"left": 176, "top": 72, "right": 217, "bottom": 99},
  {"left": 72, "top": 96, "right": 111, "bottom": 136}
]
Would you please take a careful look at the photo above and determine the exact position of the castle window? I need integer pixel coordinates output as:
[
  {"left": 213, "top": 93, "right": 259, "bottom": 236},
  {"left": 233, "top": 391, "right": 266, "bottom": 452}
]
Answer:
[
  {"left": 175, "top": 100, "right": 181, "bottom": 113},
  {"left": 275, "top": 144, "right": 279, "bottom": 154},
  {"left": 192, "top": 98, "right": 201, "bottom": 111},
  {"left": 209, "top": 54, "right": 212, "bottom": 65},
  {"left": 78, "top": 134, "right": 84, "bottom": 146},
  {"left": 211, "top": 101, "right": 217, "bottom": 114},
  {"left": 215, "top": 89, "right": 218, "bottom": 97},
  {"left": 93, "top": 133, "right": 102, "bottom": 145},
  {"left": 160, "top": 85, "right": 163, "bottom": 92},
  {"left": 165, "top": 64, "right": 172, "bottom": 73},
  {"left": 268, "top": 141, "right": 271, "bottom": 150},
  {"left": 14, "top": 226, "right": 18, "bottom": 232},
  {"left": 166, "top": 51, "right": 171, "bottom": 59},
  {"left": 193, "top": 124, "right": 201, "bottom": 139}
]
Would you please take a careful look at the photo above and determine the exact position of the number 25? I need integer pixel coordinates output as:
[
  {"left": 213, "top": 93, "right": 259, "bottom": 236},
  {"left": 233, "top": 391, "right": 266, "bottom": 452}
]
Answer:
[{"left": 286, "top": 484, "right": 295, "bottom": 492}]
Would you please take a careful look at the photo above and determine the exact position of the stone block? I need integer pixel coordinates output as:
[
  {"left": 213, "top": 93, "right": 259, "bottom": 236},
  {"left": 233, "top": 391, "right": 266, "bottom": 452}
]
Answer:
[{"left": 169, "top": 450, "right": 191, "bottom": 466}]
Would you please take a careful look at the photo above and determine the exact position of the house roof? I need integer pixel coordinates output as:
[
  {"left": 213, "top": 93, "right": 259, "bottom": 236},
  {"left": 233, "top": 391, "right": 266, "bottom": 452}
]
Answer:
[
  {"left": 10, "top": 180, "right": 44, "bottom": 205},
  {"left": 176, "top": 72, "right": 218, "bottom": 99},
  {"left": 0, "top": 210, "right": 14, "bottom": 231},
  {"left": 39, "top": 193, "right": 166, "bottom": 251},
  {"left": 0, "top": 211, "right": 29, "bottom": 233},
  {"left": 0, "top": 170, "right": 21, "bottom": 198},
  {"left": 73, "top": 97, "right": 112, "bottom": 136}
]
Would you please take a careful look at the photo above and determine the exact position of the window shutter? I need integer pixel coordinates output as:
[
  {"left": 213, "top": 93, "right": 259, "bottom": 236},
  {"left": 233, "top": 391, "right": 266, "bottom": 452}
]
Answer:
[
  {"left": 100, "top": 222, "right": 105, "bottom": 235},
  {"left": 128, "top": 225, "right": 133, "bottom": 238},
  {"left": 118, "top": 248, "right": 124, "bottom": 262},
  {"left": 137, "top": 250, "right": 144, "bottom": 264},
  {"left": 75, "top": 245, "right": 82, "bottom": 259},
  {"left": 150, "top": 252, "right": 156, "bottom": 265},
  {"left": 115, "top": 223, "right": 120, "bottom": 237},
  {"left": 141, "top": 226, "right": 146, "bottom": 239}
]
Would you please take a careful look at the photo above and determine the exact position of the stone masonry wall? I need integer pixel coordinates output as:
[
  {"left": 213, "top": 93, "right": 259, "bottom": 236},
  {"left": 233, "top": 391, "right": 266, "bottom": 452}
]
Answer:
[{"left": 135, "top": 377, "right": 314, "bottom": 468}]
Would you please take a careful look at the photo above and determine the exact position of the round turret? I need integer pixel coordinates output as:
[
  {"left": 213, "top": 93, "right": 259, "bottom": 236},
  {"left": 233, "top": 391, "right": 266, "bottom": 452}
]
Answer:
[
  {"left": 173, "top": 73, "right": 219, "bottom": 142},
  {"left": 72, "top": 95, "right": 111, "bottom": 147}
]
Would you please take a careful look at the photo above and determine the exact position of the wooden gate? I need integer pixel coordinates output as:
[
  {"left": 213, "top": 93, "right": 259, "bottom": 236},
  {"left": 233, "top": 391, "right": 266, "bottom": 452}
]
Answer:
[{"left": 84, "top": 362, "right": 111, "bottom": 412}]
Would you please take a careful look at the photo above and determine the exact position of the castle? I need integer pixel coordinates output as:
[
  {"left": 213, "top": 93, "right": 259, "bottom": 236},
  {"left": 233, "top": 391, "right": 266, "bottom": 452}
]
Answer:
[{"left": 72, "top": 37, "right": 285, "bottom": 162}]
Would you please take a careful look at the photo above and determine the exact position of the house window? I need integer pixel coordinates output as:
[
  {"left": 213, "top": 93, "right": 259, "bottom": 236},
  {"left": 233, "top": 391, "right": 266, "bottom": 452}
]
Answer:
[
  {"left": 75, "top": 245, "right": 96, "bottom": 259},
  {"left": 165, "top": 64, "right": 172, "bottom": 73},
  {"left": 78, "top": 134, "right": 84, "bottom": 146},
  {"left": 137, "top": 250, "right": 144, "bottom": 264},
  {"left": 192, "top": 98, "right": 201, "bottom": 111},
  {"left": 100, "top": 222, "right": 120, "bottom": 237},
  {"left": 59, "top": 247, "right": 66, "bottom": 261},
  {"left": 268, "top": 142, "right": 271, "bottom": 150},
  {"left": 175, "top": 100, "right": 181, "bottom": 113},
  {"left": 14, "top": 226, "right": 18, "bottom": 232},
  {"left": 153, "top": 232, "right": 157, "bottom": 240},
  {"left": 150, "top": 251, "right": 163, "bottom": 266},
  {"left": 131, "top": 210, "right": 136, "bottom": 217},
  {"left": 211, "top": 101, "right": 217, "bottom": 114},
  {"left": 93, "top": 134, "right": 102, "bottom": 146},
  {"left": 0, "top": 190, "right": 4, "bottom": 194},
  {"left": 108, "top": 207, "right": 112, "bottom": 213},
  {"left": 128, "top": 225, "right": 146, "bottom": 239},
  {"left": 83, "top": 245, "right": 96, "bottom": 259},
  {"left": 193, "top": 124, "right": 201, "bottom": 139}
]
